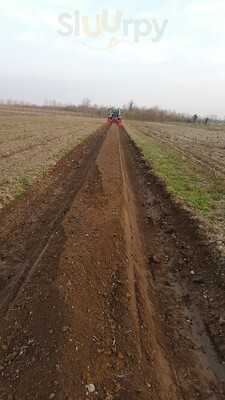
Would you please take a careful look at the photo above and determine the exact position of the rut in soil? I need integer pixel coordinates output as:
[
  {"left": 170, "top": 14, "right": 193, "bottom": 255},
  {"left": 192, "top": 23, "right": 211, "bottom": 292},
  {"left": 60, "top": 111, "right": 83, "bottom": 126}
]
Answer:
[{"left": 0, "top": 124, "right": 224, "bottom": 400}]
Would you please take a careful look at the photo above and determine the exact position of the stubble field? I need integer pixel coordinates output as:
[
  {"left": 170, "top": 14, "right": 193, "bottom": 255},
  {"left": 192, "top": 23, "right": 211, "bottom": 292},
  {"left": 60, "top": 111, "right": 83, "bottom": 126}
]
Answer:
[{"left": 0, "top": 106, "right": 102, "bottom": 208}]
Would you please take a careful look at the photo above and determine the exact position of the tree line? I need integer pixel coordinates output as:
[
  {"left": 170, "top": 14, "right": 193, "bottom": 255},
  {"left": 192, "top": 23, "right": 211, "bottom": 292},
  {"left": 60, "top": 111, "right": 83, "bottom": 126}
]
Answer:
[{"left": 0, "top": 98, "right": 223, "bottom": 124}]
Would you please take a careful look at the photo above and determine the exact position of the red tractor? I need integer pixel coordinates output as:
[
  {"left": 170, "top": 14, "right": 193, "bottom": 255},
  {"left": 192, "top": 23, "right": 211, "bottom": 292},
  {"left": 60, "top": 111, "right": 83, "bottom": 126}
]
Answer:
[{"left": 107, "top": 108, "right": 123, "bottom": 127}]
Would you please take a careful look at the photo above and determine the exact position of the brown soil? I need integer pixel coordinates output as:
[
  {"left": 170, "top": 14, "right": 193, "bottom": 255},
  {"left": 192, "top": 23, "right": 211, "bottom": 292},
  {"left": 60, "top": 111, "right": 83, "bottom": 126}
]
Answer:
[
  {"left": 0, "top": 125, "right": 224, "bottom": 399},
  {"left": 0, "top": 107, "right": 101, "bottom": 208}
]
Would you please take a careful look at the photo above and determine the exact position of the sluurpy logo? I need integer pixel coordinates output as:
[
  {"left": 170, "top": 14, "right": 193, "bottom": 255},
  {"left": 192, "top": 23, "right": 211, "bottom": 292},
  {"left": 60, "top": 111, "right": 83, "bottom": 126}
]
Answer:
[{"left": 57, "top": 10, "right": 168, "bottom": 50}]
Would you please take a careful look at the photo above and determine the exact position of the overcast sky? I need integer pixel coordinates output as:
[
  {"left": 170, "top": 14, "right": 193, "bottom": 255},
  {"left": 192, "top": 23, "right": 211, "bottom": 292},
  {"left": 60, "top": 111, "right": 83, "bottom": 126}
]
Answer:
[{"left": 0, "top": 0, "right": 225, "bottom": 117}]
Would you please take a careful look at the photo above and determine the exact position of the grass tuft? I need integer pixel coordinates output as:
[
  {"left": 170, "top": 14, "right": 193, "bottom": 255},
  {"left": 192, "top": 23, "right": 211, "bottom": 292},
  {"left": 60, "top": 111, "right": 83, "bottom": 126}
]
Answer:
[{"left": 15, "top": 176, "right": 32, "bottom": 198}]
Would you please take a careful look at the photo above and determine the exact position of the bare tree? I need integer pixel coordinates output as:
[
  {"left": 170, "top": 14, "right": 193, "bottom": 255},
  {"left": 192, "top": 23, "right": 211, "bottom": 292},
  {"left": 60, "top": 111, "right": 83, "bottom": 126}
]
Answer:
[
  {"left": 128, "top": 100, "right": 134, "bottom": 111},
  {"left": 82, "top": 98, "right": 91, "bottom": 108},
  {"left": 193, "top": 114, "right": 198, "bottom": 123}
]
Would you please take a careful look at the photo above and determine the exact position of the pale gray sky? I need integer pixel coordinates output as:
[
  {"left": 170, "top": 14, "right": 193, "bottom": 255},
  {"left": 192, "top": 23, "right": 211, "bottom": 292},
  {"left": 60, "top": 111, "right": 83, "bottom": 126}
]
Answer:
[{"left": 1, "top": 0, "right": 225, "bottom": 117}]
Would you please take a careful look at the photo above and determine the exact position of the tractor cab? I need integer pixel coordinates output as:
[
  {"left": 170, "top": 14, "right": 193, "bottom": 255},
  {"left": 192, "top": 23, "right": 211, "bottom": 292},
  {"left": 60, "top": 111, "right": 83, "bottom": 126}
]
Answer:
[{"left": 107, "top": 108, "right": 122, "bottom": 127}]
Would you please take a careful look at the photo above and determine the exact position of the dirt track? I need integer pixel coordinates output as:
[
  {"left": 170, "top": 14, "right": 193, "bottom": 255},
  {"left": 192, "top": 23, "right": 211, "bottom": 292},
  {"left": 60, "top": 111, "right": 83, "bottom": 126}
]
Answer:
[{"left": 0, "top": 125, "right": 224, "bottom": 399}]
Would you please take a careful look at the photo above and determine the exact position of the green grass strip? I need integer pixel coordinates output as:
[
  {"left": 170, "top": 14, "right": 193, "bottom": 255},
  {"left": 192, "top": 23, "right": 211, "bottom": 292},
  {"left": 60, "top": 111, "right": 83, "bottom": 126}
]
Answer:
[{"left": 131, "top": 132, "right": 225, "bottom": 218}]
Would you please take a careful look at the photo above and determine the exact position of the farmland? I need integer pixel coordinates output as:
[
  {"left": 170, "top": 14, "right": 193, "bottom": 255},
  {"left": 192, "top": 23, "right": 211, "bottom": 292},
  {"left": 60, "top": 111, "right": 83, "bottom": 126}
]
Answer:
[
  {"left": 127, "top": 120, "right": 225, "bottom": 242},
  {"left": 0, "top": 109, "right": 224, "bottom": 399},
  {"left": 0, "top": 106, "right": 102, "bottom": 208}
]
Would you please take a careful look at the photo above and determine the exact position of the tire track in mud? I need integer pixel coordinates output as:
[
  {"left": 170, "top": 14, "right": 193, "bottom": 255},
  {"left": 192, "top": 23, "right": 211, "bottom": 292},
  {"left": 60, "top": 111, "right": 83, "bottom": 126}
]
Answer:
[{"left": 0, "top": 124, "right": 224, "bottom": 400}]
